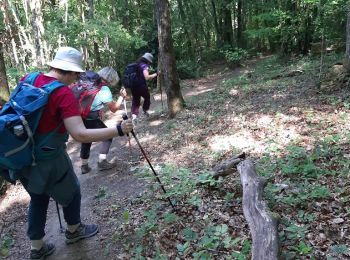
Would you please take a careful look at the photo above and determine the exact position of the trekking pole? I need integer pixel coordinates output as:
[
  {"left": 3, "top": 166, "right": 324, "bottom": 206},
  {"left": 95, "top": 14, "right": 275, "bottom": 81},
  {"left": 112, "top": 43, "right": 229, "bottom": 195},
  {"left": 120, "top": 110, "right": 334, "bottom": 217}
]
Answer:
[
  {"left": 122, "top": 97, "right": 132, "bottom": 153},
  {"left": 122, "top": 114, "right": 175, "bottom": 210},
  {"left": 56, "top": 202, "right": 64, "bottom": 233}
]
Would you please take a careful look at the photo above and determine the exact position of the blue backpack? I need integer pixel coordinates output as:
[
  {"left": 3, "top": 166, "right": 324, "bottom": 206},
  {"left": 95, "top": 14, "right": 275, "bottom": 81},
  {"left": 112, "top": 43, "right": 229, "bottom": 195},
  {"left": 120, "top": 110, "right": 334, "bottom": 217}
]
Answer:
[
  {"left": 122, "top": 63, "right": 144, "bottom": 89},
  {"left": 0, "top": 72, "right": 64, "bottom": 183}
]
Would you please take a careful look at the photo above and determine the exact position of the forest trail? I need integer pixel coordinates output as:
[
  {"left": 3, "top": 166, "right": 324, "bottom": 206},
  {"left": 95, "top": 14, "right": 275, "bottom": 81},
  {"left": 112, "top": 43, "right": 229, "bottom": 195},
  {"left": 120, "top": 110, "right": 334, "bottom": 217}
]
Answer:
[{"left": 0, "top": 61, "right": 239, "bottom": 260}]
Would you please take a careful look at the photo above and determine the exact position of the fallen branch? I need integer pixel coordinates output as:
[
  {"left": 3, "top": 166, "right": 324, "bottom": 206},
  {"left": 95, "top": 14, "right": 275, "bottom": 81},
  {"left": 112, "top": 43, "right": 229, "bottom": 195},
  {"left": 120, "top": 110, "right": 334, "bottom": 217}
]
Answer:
[
  {"left": 237, "top": 159, "right": 279, "bottom": 260},
  {"left": 212, "top": 152, "right": 246, "bottom": 179},
  {"left": 270, "top": 69, "right": 303, "bottom": 80}
]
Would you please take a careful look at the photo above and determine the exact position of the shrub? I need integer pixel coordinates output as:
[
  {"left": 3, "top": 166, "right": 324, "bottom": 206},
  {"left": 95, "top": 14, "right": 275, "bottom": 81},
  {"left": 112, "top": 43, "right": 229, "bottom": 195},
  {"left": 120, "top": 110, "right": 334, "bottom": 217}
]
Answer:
[
  {"left": 220, "top": 48, "right": 249, "bottom": 68},
  {"left": 176, "top": 60, "right": 202, "bottom": 79}
]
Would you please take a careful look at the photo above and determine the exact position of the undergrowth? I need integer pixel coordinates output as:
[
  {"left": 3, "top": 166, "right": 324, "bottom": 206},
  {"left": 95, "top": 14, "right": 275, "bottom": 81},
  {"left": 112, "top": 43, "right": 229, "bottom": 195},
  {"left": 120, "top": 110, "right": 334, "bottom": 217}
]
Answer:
[{"left": 97, "top": 52, "right": 350, "bottom": 259}]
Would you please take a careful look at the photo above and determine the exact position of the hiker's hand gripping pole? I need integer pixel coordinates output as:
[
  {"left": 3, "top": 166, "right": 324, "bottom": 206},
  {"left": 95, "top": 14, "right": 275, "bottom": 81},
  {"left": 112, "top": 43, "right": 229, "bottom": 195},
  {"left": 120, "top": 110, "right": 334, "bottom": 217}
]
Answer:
[{"left": 122, "top": 114, "right": 175, "bottom": 210}]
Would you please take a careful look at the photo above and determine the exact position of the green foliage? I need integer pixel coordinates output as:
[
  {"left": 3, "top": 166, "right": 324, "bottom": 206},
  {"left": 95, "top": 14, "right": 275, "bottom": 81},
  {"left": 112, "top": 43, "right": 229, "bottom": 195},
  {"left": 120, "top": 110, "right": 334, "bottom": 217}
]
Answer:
[
  {"left": 196, "top": 171, "right": 222, "bottom": 187},
  {"left": 220, "top": 47, "right": 249, "bottom": 68},
  {"left": 176, "top": 60, "right": 202, "bottom": 79},
  {"left": 116, "top": 163, "right": 250, "bottom": 258},
  {"left": 331, "top": 244, "right": 349, "bottom": 255},
  {"left": 0, "top": 235, "right": 13, "bottom": 257},
  {"left": 94, "top": 186, "right": 108, "bottom": 199}
]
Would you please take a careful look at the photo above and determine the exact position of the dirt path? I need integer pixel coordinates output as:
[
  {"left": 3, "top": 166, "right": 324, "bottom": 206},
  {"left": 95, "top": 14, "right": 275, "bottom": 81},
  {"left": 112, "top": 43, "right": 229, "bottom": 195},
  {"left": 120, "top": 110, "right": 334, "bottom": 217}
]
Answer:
[{"left": 1, "top": 63, "right": 238, "bottom": 260}]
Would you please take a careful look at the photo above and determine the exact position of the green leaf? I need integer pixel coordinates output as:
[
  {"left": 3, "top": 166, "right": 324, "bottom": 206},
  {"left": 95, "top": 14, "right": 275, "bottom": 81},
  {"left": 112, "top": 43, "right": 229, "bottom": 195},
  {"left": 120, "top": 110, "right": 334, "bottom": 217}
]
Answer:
[
  {"left": 182, "top": 228, "right": 198, "bottom": 241},
  {"left": 163, "top": 212, "right": 178, "bottom": 223}
]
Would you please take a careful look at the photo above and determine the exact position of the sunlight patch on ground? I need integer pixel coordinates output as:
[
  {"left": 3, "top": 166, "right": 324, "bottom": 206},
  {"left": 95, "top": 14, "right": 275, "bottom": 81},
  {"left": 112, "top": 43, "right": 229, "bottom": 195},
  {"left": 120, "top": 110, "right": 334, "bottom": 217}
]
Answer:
[
  {"left": 139, "top": 133, "right": 157, "bottom": 143},
  {"left": 149, "top": 119, "right": 164, "bottom": 127},
  {"left": 209, "top": 132, "right": 263, "bottom": 152},
  {"left": 272, "top": 93, "right": 288, "bottom": 100},
  {"left": 274, "top": 126, "right": 300, "bottom": 145},
  {"left": 229, "top": 89, "right": 239, "bottom": 96},
  {"left": 0, "top": 184, "right": 29, "bottom": 214},
  {"left": 257, "top": 115, "right": 274, "bottom": 126},
  {"left": 153, "top": 93, "right": 168, "bottom": 101},
  {"left": 186, "top": 87, "right": 215, "bottom": 97}
]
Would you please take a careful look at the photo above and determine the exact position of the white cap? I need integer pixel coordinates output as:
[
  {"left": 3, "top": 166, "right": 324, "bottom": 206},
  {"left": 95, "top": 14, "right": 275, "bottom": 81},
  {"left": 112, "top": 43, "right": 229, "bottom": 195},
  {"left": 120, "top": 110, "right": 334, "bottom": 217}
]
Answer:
[
  {"left": 142, "top": 52, "right": 153, "bottom": 63},
  {"left": 47, "top": 47, "right": 84, "bottom": 72},
  {"left": 97, "top": 67, "right": 119, "bottom": 86}
]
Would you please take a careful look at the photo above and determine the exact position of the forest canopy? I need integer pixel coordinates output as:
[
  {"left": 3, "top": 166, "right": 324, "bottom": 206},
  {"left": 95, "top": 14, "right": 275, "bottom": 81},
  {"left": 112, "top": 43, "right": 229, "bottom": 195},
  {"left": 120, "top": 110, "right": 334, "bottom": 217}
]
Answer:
[{"left": 0, "top": 0, "right": 347, "bottom": 85}]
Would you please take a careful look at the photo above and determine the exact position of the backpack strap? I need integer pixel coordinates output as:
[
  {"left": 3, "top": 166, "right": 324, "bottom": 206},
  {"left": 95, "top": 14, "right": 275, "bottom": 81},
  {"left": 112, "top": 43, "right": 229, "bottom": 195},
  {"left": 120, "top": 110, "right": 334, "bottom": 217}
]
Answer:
[
  {"left": 41, "top": 80, "right": 65, "bottom": 94},
  {"left": 24, "top": 72, "right": 41, "bottom": 85},
  {"left": 34, "top": 79, "right": 65, "bottom": 152},
  {"left": 9, "top": 72, "right": 41, "bottom": 98}
]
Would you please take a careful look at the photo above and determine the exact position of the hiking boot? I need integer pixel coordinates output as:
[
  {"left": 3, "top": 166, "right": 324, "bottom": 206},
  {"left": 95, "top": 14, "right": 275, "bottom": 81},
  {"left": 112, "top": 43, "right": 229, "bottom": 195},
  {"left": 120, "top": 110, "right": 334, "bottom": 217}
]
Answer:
[
  {"left": 143, "top": 111, "right": 150, "bottom": 117},
  {"left": 65, "top": 223, "right": 99, "bottom": 245},
  {"left": 30, "top": 242, "right": 55, "bottom": 260},
  {"left": 132, "top": 114, "right": 138, "bottom": 124},
  {"left": 81, "top": 164, "right": 91, "bottom": 174},
  {"left": 97, "top": 159, "right": 116, "bottom": 171}
]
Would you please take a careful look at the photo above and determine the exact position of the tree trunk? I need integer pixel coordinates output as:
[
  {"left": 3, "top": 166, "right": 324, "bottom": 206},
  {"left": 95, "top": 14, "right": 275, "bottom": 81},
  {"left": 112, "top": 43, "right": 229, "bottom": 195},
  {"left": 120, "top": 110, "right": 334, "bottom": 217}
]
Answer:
[
  {"left": 30, "top": 0, "right": 45, "bottom": 67},
  {"left": 345, "top": 4, "right": 350, "bottom": 71},
  {"left": 212, "top": 153, "right": 246, "bottom": 179},
  {"left": 87, "top": 0, "right": 100, "bottom": 67},
  {"left": 237, "top": 0, "right": 243, "bottom": 48},
  {"left": 122, "top": 0, "right": 130, "bottom": 31},
  {"left": 176, "top": 0, "right": 193, "bottom": 58},
  {"left": 211, "top": 0, "right": 221, "bottom": 46},
  {"left": 237, "top": 160, "right": 280, "bottom": 260},
  {"left": 3, "top": 0, "right": 27, "bottom": 70},
  {"left": 155, "top": 0, "right": 185, "bottom": 118},
  {"left": 222, "top": 0, "right": 233, "bottom": 46},
  {"left": 0, "top": 42, "right": 10, "bottom": 106}
]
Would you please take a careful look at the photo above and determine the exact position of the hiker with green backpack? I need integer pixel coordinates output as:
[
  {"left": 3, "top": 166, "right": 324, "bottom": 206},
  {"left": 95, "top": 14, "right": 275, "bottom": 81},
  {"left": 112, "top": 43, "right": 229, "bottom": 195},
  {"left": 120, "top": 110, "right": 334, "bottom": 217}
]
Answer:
[
  {"left": 70, "top": 67, "right": 127, "bottom": 174},
  {"left": 2, "top": 47, "right": 133, "bottom": 259}
]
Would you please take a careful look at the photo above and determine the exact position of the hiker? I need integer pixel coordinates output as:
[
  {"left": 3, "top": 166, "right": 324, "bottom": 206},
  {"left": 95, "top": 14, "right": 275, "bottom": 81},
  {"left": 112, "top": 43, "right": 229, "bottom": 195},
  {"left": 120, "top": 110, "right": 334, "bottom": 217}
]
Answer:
[
  {"left": 130, "top": 52, "right": 157, "bottom": 120},
  {"left": 79, "top": 67, "right": 127, "bottom": 174},
  {"left": 15, "top": 47, "right": 133, "bottom": 260}
]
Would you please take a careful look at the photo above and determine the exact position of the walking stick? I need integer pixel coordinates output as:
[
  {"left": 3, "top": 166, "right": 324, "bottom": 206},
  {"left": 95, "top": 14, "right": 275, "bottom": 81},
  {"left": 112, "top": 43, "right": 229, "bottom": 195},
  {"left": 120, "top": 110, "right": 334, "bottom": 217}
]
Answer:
[
  {"left": 123, "top": 98, "right": 132, "bottom": 153},
  {"left": 122, "top": 114, "right": 175, "bottom": 210},
  {"left": 56, "top": 202, "right": 64, "bottom": 233}
]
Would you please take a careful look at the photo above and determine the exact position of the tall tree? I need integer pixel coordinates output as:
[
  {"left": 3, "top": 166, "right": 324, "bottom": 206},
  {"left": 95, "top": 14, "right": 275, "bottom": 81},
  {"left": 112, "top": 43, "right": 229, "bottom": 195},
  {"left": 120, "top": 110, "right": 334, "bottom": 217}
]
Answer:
[
  {"left": 0, "top": 42, "right": 9, "bottom": 106},
  {"left": 30, "top": 0, "right": 46, "bottom": 67},
  {"left": 0, "top": 12, "right": 9, "bottom": 105},
  {"left": 345, "top": 3, "right": 350, "bottom": 71},
  {"left": 87, "top": 0, "right": 101, "bottom": 67},
  {"left": 155, "top": 0, "right": 185, "bottom": 118}
]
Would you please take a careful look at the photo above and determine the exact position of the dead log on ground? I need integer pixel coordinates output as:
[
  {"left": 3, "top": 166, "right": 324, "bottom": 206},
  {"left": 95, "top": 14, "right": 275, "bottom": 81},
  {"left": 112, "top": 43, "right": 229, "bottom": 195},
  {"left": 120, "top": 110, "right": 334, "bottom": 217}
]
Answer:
[
  {"left": 237, "top": 159, "right": 279, "bottom": 260},
  {"left": 212, "top": 152, "right": 246, "bottom": 179}
]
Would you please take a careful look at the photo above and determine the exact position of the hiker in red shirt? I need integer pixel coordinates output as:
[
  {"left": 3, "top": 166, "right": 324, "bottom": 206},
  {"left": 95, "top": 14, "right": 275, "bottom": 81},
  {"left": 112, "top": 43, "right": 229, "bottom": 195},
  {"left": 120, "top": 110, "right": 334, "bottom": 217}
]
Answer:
[{"left": 16, "top": 47, "right": 133, "bottom": 260}]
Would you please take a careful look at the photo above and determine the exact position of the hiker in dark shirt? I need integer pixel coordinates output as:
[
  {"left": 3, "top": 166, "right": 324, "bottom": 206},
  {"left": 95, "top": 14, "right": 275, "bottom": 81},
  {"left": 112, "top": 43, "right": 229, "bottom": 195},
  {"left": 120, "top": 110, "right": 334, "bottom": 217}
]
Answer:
[
  {"left": 131, "top": 52, "right": 157, "bottom": 121},
  {"left": 16, "top": 47, "right": 133, "bottom": 260}
]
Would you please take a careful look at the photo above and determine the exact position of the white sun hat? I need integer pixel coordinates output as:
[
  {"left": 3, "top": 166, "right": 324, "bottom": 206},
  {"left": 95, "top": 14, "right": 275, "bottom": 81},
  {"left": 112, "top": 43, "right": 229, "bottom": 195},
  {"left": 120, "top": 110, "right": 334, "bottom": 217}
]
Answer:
[
  {"left": 47, "top": 47, "right": 84, "bottom": 72},
  {"left": 142, "top": 52, "right": 153, "bottom": 63}
]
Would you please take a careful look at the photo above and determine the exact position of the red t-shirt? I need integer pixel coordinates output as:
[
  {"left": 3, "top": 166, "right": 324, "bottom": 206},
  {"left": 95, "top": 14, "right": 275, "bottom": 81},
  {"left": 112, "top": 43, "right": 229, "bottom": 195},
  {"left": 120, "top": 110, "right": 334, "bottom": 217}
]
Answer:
[{"left": 22, "top": 73, "right": 80, "bottom": 133}]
